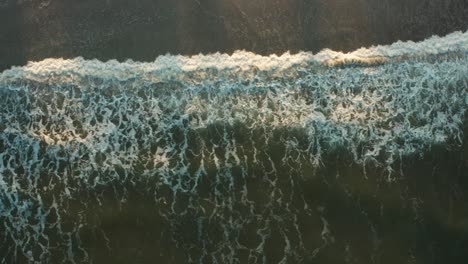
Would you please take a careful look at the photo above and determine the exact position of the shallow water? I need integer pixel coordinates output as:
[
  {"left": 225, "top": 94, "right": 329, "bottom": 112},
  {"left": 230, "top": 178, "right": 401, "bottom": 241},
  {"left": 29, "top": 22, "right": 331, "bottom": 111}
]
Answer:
[{"left": 0, "top": 31, "right": 467, "bottom": 263}]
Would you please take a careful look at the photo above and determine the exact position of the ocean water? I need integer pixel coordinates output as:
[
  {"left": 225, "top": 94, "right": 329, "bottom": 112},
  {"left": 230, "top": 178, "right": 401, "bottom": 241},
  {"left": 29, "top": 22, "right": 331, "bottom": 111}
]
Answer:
[{"left": 0, "top": 31, "right": 467, "bottom": 263}]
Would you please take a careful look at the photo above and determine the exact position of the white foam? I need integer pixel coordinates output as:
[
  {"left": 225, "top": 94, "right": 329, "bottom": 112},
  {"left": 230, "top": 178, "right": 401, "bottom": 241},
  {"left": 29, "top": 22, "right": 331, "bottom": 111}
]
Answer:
[
  {"left": 0, "top": 30, "right": 467, "bottom": 262},
  {"left": 1, "top": 31, "right": 466, "bottom": 79}
]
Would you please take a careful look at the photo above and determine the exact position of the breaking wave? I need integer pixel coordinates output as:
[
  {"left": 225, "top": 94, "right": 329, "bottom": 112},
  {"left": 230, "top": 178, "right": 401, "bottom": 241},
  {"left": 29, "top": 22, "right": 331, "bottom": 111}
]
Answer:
[{"left": 0, "top": 31, "right": 467, "bottom": 263}]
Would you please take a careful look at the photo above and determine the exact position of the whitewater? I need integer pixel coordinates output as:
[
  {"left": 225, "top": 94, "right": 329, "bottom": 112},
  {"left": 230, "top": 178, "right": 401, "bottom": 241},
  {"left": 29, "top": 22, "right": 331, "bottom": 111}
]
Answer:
[{"left": 0, "top": 31, "right": 467, "bottom": 263}]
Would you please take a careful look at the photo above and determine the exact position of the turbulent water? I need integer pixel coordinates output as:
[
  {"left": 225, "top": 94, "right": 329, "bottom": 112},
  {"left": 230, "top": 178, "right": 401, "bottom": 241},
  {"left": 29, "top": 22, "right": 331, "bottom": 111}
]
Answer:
[{"left": 0, "top": 31, "right": 467, "bottom": 263}]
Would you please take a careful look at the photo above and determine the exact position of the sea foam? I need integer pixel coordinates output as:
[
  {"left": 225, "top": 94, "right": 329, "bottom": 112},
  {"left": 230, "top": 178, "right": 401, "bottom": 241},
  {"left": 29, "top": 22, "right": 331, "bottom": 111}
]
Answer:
[{"left": 0, "top": 31, "right": 467, "bottom": 262}]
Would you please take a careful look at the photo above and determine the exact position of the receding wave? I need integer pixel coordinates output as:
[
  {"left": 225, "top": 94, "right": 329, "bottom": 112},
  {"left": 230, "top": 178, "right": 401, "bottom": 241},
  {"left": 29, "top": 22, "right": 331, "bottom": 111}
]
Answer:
[{"left": 0, "top": 31, "right": 467, "bottom": 263}]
